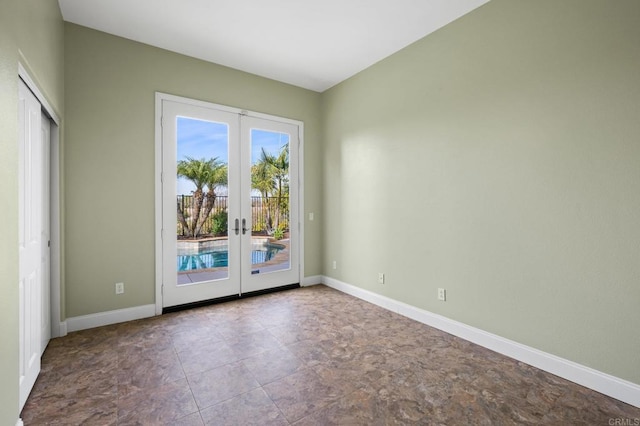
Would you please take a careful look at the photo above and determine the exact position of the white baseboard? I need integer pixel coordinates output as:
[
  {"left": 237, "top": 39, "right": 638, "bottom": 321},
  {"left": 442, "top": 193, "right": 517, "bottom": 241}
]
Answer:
[
  {"left": 66, "top": 304, "right": 156, "bottom": 333},
  {"left": 322, "top": 276, "right": 640, "bottom": 408},
  {"left": 301, "top": 275, "right": 323, "bottom": 286},
  {"left": 16, "top": 419, "right": 23, "bottom": 426},
  {"left": 58, "top": 320, "right": 67, "bottom": 337}
]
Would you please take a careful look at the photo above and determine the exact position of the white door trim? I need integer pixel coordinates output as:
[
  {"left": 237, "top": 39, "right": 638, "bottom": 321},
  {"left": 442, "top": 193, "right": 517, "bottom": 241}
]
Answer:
[
  {"left": 154, "top": 95, "right": 163, "bottom": 315},
  {"left": 18, "top": 64, "right": 63, "bottom": 339},
  {"left": 18, "top": 64, "right": 60, "bottom": 125},
  {"left": 40, "top": 110, "right": 51, "bottom": 354},
  {"left": 154, "top": 92, "right": 305, "bottom": 314}
]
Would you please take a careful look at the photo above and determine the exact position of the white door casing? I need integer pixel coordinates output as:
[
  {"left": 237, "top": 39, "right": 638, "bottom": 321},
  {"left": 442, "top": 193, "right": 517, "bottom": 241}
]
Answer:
[
  {"left": 157, "top": 94, "right": 302, "bottom": 309},
  {"left": 40, "top": 112, "right": 51, "bottom": 355},
  {"left": 18, "top": 62, "right": 62, "bottom": 341}
]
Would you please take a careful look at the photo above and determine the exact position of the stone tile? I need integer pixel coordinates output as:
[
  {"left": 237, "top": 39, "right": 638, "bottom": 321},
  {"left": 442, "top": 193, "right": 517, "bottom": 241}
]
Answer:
[
  {"left": 162, "top": 310, "right": 216, "bottom": 335},
  {"left": 252, "top": 308, "right": 300, "bottom": 328},
  {"left": 40, "top": 342, "right": 119, "bottom": 377},
  {"left": 117, "top": 348, "right": 186, "bottom": 395},
  {"left": 173, "top": 411, "right": 205, "bottom": 426},
  {"left": 47, "top": 325, "right": 120, "bottom": 351},
  {"left": 267, "top": 321, "right": 331, "bottom": 345},
  {"left": 263, "top": 368, "right": 354, "bottom": 423},
  {"left": 170, "top": 323, "right": 225, "bottom": 352},
  {"left": 311, "top": 362, "right": 370, "bottom": 394},
  {"left": 200, "top": 388, "right": 288, "bottom": 426},
  {"left": 114, "top": 317, "right": 173, "bottom": 347},
  {"left": 202, "top": 306, "right": 248, "bottom": 324},
  {"left": 225, "top": 329, "right": 283, "bottom": 359},
  {"left": 21, "top": 385, "right": 117, "bottom": 425},
  {"left": 188, "top": 361, "right": 260, "bottom": 409},
  {"left": 292, "top": 388, "right": 388, "bottom": 426},
  {"left": 356, "top": 369, "right": 442, "bottom": 424},
  {"left": 287, "top": 333, "right": 362, "bottom": 367},
  {"left": 21, "top": 285, "right": 640, "bottom": 425},
  {"left": 30, "top": 357, "right": 118, "bottom": 398},
  {"left": 176, "top": 338, "right": 240, "bottom": 375},
  {"left": 242, "top": 346, "right": 305, "bottom": 385},
  {"left": 286, "top": 338, "right": 334, "bottom": 367},
  {"left": 215, "top": 316, "right": 266, "bottom": 339},
  {"left": 117, "top": 378, "right": 198, "bottom": 425}
]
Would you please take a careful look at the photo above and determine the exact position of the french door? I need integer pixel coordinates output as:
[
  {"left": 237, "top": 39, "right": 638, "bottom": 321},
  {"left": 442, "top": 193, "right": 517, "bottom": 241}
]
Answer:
[{"left": 159, "top": 96, "right": 300, "bottom": 309}]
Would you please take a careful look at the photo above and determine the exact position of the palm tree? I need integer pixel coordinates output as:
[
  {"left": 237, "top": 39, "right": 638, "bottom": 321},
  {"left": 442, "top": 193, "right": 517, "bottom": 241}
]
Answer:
[
  {"left": 251, "top": 150, "right": 276, "bottom": 233},
  {"left": 194, "top": 160, "right": 227, "bottom": 237},
  {"left": 265, "top": 145, "right": 289, "bottom": 229},
  {"left": 177, "top": 157, "right": 222, "bottom": 238}
]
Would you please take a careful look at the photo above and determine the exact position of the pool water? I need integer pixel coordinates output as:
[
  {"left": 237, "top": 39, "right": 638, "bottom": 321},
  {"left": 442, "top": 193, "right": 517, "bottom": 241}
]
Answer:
[{"left": 177, "top": 244, "right": 283, "bottom": 272}]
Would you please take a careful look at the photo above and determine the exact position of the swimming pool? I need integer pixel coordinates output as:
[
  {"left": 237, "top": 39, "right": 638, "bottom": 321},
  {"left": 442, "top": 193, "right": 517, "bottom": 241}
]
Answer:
[{"left": 177, "top": 243, "right": 283, "bottom": 271}]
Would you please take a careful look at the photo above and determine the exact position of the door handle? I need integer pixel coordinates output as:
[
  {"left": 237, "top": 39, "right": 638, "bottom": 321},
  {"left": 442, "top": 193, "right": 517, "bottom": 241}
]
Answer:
[
  {"left": 242, "top": 218, "right": 249, "bottom": 235},
  {"left": 233, "top": 218, "right": 240, "bottom": 235}
]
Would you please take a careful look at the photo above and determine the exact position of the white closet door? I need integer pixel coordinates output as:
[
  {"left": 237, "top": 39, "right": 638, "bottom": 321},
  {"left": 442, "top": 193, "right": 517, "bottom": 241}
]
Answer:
[{"left": 18, "top": 79, "right": 43, "bottom": 411}]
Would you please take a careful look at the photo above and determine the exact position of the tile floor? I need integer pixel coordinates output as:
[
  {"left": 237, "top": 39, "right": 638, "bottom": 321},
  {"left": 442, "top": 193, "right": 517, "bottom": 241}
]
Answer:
[{"left": 21, "top": 285, "right": 640, "bottom": 425}]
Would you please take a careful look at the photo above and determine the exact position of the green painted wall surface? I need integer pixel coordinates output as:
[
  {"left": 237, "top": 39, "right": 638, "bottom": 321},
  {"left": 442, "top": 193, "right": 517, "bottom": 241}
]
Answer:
[
  {"left": 322, "top": 0, "right": 640, "bottom": 384},
  {"left": 0, "top": 0, "right": 64, "bottom": 422},
  {"left": 64, "top": 23, "right": 322, "bottom": 317}
]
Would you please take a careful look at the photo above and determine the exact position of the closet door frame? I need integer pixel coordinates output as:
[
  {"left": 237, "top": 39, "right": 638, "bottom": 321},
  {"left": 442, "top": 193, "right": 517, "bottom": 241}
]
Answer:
[{"left": 18, "top": 64, "right": 63, "bottom": 414}]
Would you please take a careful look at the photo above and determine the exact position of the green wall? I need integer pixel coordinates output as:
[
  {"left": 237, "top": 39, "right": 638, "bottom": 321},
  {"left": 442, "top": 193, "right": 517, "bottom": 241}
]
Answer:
[
  {"left": 64, "top": 23, "right": 323, "bottom": 317},
  {"left": 322, "top": 0, "right": 640, "bottom": 384},
  {"left": 0, "top": 0, "right": 64, "bottom": 422},
  {"left": 3, "top": 0, "right": 638, "bottom": 419}
]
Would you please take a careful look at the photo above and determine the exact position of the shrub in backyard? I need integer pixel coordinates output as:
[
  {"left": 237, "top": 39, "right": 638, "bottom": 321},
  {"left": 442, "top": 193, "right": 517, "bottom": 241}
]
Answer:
[{"left": 212, "top": 210, "right": 228, "bottom": 236}]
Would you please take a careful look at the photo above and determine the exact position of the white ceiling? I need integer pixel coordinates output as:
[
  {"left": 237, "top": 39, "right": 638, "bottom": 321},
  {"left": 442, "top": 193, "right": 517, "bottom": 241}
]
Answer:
[{"left": 58, "top": 0, "right": 489, "bottom": 92}]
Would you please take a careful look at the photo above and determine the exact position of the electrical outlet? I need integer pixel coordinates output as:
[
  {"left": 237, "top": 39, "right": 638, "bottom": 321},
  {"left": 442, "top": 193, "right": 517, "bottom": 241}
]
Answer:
[
  {"left": 332, "top": 260, "right": 337, "bottom": 270},
  {"left": 115, "top": 282, "right": 124, "bottom": 295},
  {"left": 378, "top": 272, "right": 385, "bottom": 284},
  {"left": 438, "top": 288, "right": 446, "bottom": 301},
  {"left": 309, "top": 212, "right": 314, "bottom": 221}
]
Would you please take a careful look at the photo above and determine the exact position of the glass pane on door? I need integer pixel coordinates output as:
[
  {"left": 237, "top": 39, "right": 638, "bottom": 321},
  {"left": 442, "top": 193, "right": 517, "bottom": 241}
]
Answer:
[
  {"left": 249, "top": 129, "right": 291, "bottom": 275},
  {"left": 176, "top": 116, "right": 230, "bottom": 285}
]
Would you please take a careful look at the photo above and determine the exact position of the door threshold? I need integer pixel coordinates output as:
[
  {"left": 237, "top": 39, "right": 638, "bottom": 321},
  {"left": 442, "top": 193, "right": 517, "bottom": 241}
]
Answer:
[{"left": 162, "top": 283, "right": 300, "bottom": 314}]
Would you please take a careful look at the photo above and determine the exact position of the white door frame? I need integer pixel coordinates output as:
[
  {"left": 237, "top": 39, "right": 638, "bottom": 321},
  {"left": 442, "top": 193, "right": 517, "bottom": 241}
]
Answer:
[
  {"left": 154, "top": 92, "right": 305, "bottom": 314},
  {"left": 18, "top": 64, "right": 63, "bottom": 339}
]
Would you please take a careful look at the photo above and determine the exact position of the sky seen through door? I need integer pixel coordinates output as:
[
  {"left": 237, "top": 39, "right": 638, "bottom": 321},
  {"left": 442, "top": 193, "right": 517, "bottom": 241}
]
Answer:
[{"left": 177, "top": 116, "right": 289, "bottom": 195}]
